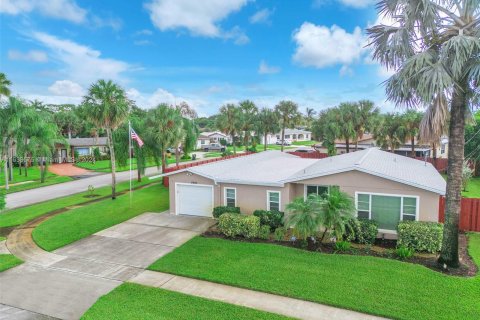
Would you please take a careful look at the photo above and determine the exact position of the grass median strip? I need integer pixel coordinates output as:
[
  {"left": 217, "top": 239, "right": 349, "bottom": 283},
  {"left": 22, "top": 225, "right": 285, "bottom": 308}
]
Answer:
[
  {"left": 0, "top": 178, "right": 153, "bottom": 229},
  {"left": 0, "top": 254, "right": 23, "bottom": 272},
  {"left": 81, "top": 283, "right": 291, "bottom": 320},
  {"left": 149, "top": 234, "right": 480, "bottom": 320},
  {"left": 33, "top": 184, "right": 168, "bottom": 251}
]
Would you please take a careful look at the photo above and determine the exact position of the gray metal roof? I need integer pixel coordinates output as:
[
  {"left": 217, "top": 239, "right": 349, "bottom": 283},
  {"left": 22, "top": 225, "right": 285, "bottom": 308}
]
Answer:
[
  {"left": 67, "top": 137, "right": 108, "bottom": 147},
  {"left": 165, "top": 148, "right": 446, "bottom": 194}
]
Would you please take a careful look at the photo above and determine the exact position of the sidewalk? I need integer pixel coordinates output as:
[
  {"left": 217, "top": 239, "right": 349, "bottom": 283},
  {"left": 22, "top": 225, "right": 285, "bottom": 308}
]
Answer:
[{"left": 130, "top": 271, "right": 387, "bottom": 320}]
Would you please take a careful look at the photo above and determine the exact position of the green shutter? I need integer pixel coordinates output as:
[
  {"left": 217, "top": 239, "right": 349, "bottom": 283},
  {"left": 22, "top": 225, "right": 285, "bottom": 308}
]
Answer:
[{"left": 371, "top": 195, "right": 401, "bottom": 230}]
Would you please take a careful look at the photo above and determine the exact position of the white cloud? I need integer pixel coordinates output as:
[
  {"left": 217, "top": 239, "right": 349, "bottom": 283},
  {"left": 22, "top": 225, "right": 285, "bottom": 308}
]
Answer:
[
  {"left": 144, "top": 0, "right": 249, "bottom": 43},
  {"left": 258, "top": 60, "right": 280, "bottom": 74},
  {"left": 90, "top": 15, "right": 123, "bottom": 31},
  {"left": 31, "top": 32, "right": 131, "bottom": 85},
  {"left": 134, "top": 40, "right": 152, "bottom": 46},
  {"left": 135, "top": 29, "right": 153, "bottom": 36},
  {"left": 249, "top": 8, "right": 274, "bottom": 24},
  {"left": 8, "top": 49, "right": 48, "bottom": 62},
  {"left": 292, "top": 22, "right": 366, "bottom": 68},
  {"left": 377, "top": 66, "right": 396, "bottom": 78},
  {"left": 339, "top": 65, "right": 354, "bottom": 77},
  {"left": 0, "top": 0, "right": 87, "bottom": 23},
  {"left": 338, "top": 0, "right": 375, "bottom": 8},
  {"left": 48, "top": 80, "right": 85, "bottom": 97}
]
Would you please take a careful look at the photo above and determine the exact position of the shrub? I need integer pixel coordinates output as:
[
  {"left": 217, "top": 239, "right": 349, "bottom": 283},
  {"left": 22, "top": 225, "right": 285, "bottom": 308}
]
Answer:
[
  {"left": 274, "top": 227, "right": 286, "bottom": 241},
  {"left": 218, "top": 213, "right": 242, "bottom": 238},
  {"left": 397, "top": 221, "right": 443, "bottom": 253},
  {"left": 93, "top": 147, "right": 101, "bottom": 160},
  {"left": 212, "top": 206, "right": 240, "bottom": 219},
  {"left": 253, "top": 210, "right": 284, "bottom": 231},
  {"left": 334, "top": 241, "right": 351, "bottom": 252},
  {"left": 345, "top": 218, "right": 378, "bottom": 244},
  {"left": 221, "top": 150, "right": 233, "bottom": 157},
  {"left": 258, "top": 225, "right": 271, "bottom": 240},
  {"left": 181, "top": 154, "right": 192, "bottom": 160},
  {"left": 239, "top": 215, "right": 260, "bottom": 239},
  {"left": 74, "top": 150, "right": 79, "bottom": 161},
  {"left": 396, "top": 246, "right": 415, "bottom": 259}
]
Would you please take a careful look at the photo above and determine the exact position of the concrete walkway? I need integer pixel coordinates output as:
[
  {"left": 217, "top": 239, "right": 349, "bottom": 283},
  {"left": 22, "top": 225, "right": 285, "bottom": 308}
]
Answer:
[{"left": 130, "top": 271, "right": 386, "bottom": 320}]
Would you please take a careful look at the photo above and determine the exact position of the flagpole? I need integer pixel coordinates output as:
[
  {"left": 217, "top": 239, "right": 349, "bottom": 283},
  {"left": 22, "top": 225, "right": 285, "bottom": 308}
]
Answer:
[{"left": 129, "top": 120, "right": 132, "bottom": 208}]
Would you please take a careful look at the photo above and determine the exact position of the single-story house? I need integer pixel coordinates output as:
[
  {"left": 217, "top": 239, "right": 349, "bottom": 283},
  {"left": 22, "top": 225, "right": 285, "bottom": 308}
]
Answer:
[
  {"left": 54, "top": 137, "right": 108, "bottom": 163},
  {"left": 263, "top": 129, "right": 312, "bottom": 144},
  {"left": 196, "top": 131, "right": 231, "bottom": 149},
  {"left": 162, "top": 148, "right": 445, "bottom": 237}
]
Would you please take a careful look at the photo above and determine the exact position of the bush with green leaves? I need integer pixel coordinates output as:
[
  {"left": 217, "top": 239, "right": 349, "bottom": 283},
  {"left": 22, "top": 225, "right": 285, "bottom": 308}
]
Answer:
[
  {"left": 334, "top": 241, "right": 351, "bottom": 252},
  {"left": 345, "top": 218, "right": 378, "bottom": 245},
  {"left": 274, "top": 227, "right": 286, "bottom": 241},
  {"left": 93, "top": 147, "right": 101, "bottom": 160},
  {"left": 258, "top": 225, "right": 271, "bottom": 240},
  {"left": 240, "top": 215, "right": 260, "bottom": 239},
  {"left": 253, "top": 210, "right": 284, "bottom": 231},
  {"left": 212, "top": 206, "right": 240, "bottom": 219},
  {"left": 396, "top": 246, "right": 415, "bottom": 260},
  {"left": 397, "top": 221, "right": 443, "bottom": 253},
  {"left": 218, "top": 213, "right": 243, "bottom": 238}
]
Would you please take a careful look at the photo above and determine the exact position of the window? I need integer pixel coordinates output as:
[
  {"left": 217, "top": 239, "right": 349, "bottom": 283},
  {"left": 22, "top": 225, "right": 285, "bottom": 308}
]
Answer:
[
  {"left": 201, "top": 140, "right": 206, "bottom": 145},
  {"left": 356, "top": 193, "right": 418, "bottom": 231},
  {"left": 267, "top": 191, "right": 281, "bottom": 211},
  {"left": 225, "top": 188, "right": 236, "bottom": 207},
  {"left": 75, "top": 147, "right": 90, "bottom": 156},
  {"left": 441, "top": 144, "right": 446, "bottom": 154},
  {"left": 306, "top": 185, "right": 335, "bottom": 198},
  {"left": 285, "top": 135, "right": 290, "bottom": 139}
]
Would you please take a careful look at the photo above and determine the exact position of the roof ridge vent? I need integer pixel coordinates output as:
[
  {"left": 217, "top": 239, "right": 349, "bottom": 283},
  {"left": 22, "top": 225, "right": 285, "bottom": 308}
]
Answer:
[{"left": 354, "top": 148, "right": 375, "bottom": 166}]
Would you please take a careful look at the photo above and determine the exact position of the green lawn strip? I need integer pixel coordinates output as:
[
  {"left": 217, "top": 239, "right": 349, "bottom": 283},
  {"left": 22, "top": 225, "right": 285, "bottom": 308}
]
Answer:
[
  {"left": 463, "top": 177, "right": 480, "bottom": 198},
  {"left": 0, "top": 166, "right": 74, "bottom": 194},
  {"left": 291, "top": 140, "right": 318, "bottom": 146},
  {"left": 0, "top": 236, "right": 5, "bottom": 241},
  {"left": 81, "top": 283, "right": 291, "bottom": 320},
  {"left": 75, "top": 157, "right": 190, "bottom": 173},
  {"left": 149, "top": 234, "right": 480, "bottom": 320},
  {"left": 33, "top": 184, "right": 168, "bottom": 251},
  {"left": 0, "top": 178, "right": 153, "bottom": 228},
  {"left": 0, "top": 254, "right": 23, "bottom": 272}
]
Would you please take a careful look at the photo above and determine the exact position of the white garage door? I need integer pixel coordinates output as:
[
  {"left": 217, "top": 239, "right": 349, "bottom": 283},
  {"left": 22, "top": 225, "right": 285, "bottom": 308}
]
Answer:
[{"left": 176, "top": 184, "right": 213, "bottom": 217}]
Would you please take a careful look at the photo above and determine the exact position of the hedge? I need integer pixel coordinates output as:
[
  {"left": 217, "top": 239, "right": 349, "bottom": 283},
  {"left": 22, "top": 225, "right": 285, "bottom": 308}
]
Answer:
[
  {"left": 345, "top": 218, "right": 378, "bottom": 244},
  {"left": 218, "top": 213, "right": 260, "bottom": 239},
  {"left": 397, "top": 221, "right": 443, "bottom": 253},
  {"left": 253, "top": 210, "right": 284, "bottom": 231},
  {"left": 213, "top": 206, "right": 240, "bottom": 219}
]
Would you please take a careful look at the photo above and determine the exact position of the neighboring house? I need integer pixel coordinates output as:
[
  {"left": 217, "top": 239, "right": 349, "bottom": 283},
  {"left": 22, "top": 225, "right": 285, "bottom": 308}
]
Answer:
[
  {"left": 196, "top": 131, "right": 231, "bottom": 149},
  {"left": 54, "top": 137, "right": 108, "bottom": 163},
  {"left": 163, "top": 148, "right": 445, "bottom": 237},
  {"left": 263, "top": 128, "right": 312, "bottom": 144}
]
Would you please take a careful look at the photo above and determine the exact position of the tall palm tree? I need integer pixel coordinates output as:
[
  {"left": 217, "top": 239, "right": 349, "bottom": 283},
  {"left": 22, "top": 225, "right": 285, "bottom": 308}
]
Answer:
[
  {"left": 15, "top": 103, "right": 39, "bottom": 177},
  {"left": 0, "top": 73, "right": 12, "bottom": 98},
  {"left": 334, "top": 103, "right": 356, "bottom": 153},
  {"left": 367, "top": 0, "right": 480, "bottom": 267},
  {"left": 312, "top": 108, "right": 340, "bottom": 155},
  {"left": 305, "top": 107, "right": 316, "bottom": 129},
  {"left": 373, "top": 113, "right": 406, "bottom": 152},
  {"left": 216, "top": 104, "right": 243, "bottom": 154},
  {"left": 145, "top": 104, "right": 184, "bottom": 174},
  {"left": 256, "top": 108, "right": 280, "bottom": 151},
  {"left": 239, "top": 100, "right": 258, "bottom": 150},
  {"left": 401, "top": 110, "right": 423, "bottom": 157},
  {"left": 82, "top": 80, "right": 130, "bottom": 199},
  {"left": 275, "top": 100, "right": 301, "bottom": 152},
  {"left": 352, "top": 100, "right": 379, "bottom": 150}
]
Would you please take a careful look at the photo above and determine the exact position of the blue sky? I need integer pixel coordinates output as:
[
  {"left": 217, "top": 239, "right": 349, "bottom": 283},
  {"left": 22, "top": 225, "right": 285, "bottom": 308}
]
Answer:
[{"left": 0, "top": 0, "right": 395, "bottom": 116}]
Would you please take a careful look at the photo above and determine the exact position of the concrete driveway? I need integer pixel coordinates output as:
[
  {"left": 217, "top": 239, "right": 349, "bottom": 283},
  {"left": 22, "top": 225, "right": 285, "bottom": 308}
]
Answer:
[{"left": 0, "top": 212, "right": 215, "bottom": 320}]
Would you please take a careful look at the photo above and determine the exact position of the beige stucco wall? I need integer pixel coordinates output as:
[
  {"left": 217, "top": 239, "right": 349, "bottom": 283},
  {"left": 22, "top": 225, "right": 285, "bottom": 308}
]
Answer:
[{"left": 291, "top": 170, "right": 440, "bottom": 223}]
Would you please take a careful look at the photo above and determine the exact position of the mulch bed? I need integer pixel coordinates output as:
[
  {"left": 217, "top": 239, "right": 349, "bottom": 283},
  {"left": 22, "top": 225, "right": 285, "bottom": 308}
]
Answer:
[{"left": 203, "top": 227, "right": 477, "bottom": 277}]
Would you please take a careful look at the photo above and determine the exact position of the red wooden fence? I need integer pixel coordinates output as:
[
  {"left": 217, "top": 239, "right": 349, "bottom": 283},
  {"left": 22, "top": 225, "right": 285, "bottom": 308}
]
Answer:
[
  {"left": 439, "top": 197, "right": 480, "bottom": 232},
  {"left": 287, "top": 151, "right": 329, "bottom": 159}
]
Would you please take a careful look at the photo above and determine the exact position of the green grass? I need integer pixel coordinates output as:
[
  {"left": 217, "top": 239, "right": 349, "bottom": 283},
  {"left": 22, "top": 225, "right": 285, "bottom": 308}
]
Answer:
[
  {"left": 463, "top": 177, "right": 480, "bottom": 198},
  {"left": 0, "top": 178, "right": 154, "bottom": 228},
  {"left": 291, "top": 140, "right": 318, "bottom": 146},
  {"left": 0, "top": 254, "right": 23, "bottom": 272},
  {"left": 204, "top": 152, "right": 223, "bottom": 158},
  {"left": 0, "top": 236, "right": 5, "bottom": 241},
  {"left": 33, "top": 184, "right": 168, "bottom": 251},
  {"left": 0, "top": 166, "right": 73, "bottom": 193},
  {"left": 75, "top": 158, "right": 160, "bottom": 173},
  {"left": 149, "top": 234, "right": 480, "bottom": 320},
  {"left": 81, "top": 283, "right": 291, "bottom": 320}
]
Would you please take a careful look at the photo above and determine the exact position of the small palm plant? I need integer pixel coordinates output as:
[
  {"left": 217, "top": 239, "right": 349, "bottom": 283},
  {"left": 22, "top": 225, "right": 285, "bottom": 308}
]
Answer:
[
  {"left": 318, "top": 188, "right": 356, "bottom": 242},
  {"left": 284, "top": 194, "right": 323, "bottom": 242}
]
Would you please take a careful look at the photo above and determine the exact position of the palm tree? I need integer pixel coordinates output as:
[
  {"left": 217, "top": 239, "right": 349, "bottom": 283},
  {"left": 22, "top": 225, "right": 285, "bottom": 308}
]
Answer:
[
  {"left": 401, "top": 110, "right": 423, "bottom": 157},
  {"left": 256, "top": 108, "right": 280, "bottom": 151},
  {"left": 239, "top": 100, "right": 258, "bottom": 150},
  {"left": 367, "top": 0, "right": 480, "bottom": 267},
  {"left": 373, "top": 113, "right": 406, "bottom": 152},
  {"left": 275, "top": 100, "right": 301, "bottom": 152},
  {"left": 82, "top": 80, "right": 130, "bottom": 199},
  {"left": 312, "top": 108, "right": 340, "bottom": 155},
  {"left": 216, "top": 104, "right": 243, "bottom": 154},
  {"left": 0, "top": 73, "right": 12, "bottom": 98},
  {"left": 284, "top": 194, "right": 323, "bottom": 242},
  {"left": 54, "top": 109, "right": 81, "bottom": 139},
  {"left": 15, "top": 103, "right": 39, "bottom": 177},
  {"left": 334, "top": 103, "right": 356, "bottom": 153},
  {"left": 145, "top": 104, "right": 184, "bottom": 174},
  {"left": 318, "top": 188, "right": 356, "bottom": 242},
  {"left": 305, "top": 107, "right": 316, "bottom": 129},
  {"left": 352, "top": 100, "right": 379, "bottom": 151}
]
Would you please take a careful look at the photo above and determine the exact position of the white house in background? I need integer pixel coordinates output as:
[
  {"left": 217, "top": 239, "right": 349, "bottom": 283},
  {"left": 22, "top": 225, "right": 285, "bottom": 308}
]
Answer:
[
  {"left": 196, "top": 131, "right": 231, "bottom": 149},
  {"left": 263, "top": 128, "right": 312, "bottom": 144}
]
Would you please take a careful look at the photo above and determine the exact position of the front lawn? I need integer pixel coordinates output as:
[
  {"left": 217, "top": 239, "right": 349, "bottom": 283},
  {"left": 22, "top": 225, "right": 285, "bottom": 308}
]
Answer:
[
  {"left": 0, "top": 166, "right": 73, "bottom": 193},
  {"left": 0, "top": 178, "right": 153, "bottom": 229},
  {"left": 291, "top": 140, "right": 318, "bottom": 146},
  {"left": 33, "top": 184, "right": 168, "bottom": 251},
  {"left": 81, "top": 283, "right": 291, "bottom": 320},
  {"left": 75, "top": 158, "right": 160, "bottom": 173},
  {"left": 0, "top": 254, "right": 22, "bottom": 272},
  {"left": 150, "top": 234, "right": 480, "bottom": 320},
  {"left": 463, "top": 177, "right": 480, "bottom": 198}
]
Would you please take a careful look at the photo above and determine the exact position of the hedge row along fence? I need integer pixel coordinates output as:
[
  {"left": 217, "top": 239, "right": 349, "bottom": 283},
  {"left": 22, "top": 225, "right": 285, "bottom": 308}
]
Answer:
[{"left": 439, "top": 197, "right": 480, "bottom": 232}]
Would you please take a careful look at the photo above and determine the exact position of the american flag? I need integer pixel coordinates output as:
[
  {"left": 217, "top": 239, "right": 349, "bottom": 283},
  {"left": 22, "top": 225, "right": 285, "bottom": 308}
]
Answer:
[{"left": 131, "top": 128, "right": 144, "bottom": 147}]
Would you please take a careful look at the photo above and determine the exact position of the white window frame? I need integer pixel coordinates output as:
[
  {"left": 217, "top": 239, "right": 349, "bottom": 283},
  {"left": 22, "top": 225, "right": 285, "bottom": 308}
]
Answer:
[
  {"left": 303, "top": 185, "right": 331, "bottom": 199},
  {"left": 267, "top": 190, "right": 281, "bottom": 211},
  {"left": 224, "top": 187, "right": 237, "bottom": 207},
  {"left": 354, "top": 192, "right": 420, "bottom": 233}
]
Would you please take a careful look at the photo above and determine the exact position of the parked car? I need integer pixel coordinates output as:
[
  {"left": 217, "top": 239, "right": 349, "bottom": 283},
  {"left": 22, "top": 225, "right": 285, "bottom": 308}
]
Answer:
[
  {"left": 276, "top": 140, "right": 291, "bottom": 146},
  {"left": 203, "top": 143, "right": 226, "bottom": 152}
]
